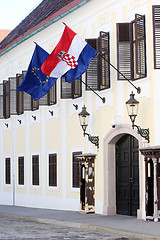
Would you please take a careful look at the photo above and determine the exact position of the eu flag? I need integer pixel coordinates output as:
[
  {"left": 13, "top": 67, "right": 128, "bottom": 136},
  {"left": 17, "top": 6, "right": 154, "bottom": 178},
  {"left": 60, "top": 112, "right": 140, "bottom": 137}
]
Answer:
[{"left": 17, "top": 44, "right": 57, "bottom": 100}]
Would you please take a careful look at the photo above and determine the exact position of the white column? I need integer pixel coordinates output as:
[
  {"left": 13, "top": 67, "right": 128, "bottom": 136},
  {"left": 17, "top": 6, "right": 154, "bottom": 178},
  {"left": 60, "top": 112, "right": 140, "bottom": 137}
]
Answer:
[
  {"left": 0, "top": 120, "right": 3, "bottom": 199},
  {"left": 62, "top": 101, "right": 67, "bottom": 200},
  {"left": 153, "top": 157, "right": 158, "bottom": 222},
  {"left": 26, "top": 112, "right": 30, "bottom": 195},
  {"left": 12, "top": 116, "right": 16, "bottom": 205},
  {"left": 41, "top": 107, "right": 46, "bottom": 196}
]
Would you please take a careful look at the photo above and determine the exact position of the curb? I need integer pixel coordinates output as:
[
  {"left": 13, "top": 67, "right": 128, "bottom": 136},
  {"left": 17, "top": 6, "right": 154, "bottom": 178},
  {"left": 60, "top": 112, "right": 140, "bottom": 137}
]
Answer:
[
  {"left": 0, "top": 213, "right": 160, "bottom": 240},
  {"left": 43, "top": 219, "right": 160, "bottom": 240}
]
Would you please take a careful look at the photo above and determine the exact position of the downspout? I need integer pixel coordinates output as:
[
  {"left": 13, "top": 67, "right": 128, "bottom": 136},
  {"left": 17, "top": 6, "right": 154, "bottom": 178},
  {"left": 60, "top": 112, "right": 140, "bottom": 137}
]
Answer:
[{"left": 0, "top": 0, "right": 91, "bottom": 57}]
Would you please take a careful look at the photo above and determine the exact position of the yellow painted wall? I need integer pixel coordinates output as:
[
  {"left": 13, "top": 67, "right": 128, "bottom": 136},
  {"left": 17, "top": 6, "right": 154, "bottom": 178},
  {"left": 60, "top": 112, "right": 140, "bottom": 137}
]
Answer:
[{"left": 0, "top": 0, "right": 157, "bottom": 214}]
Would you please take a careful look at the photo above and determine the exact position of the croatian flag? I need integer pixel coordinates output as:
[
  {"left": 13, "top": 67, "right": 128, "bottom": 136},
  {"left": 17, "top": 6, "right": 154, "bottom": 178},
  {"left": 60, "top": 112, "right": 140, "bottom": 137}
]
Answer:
[{"left": 41, "top": 25, "right": 98, "bottom": 83}]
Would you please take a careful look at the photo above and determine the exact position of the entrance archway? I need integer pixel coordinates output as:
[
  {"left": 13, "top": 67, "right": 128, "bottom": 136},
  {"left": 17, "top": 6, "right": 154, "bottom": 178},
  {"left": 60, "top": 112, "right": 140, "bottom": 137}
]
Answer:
[
  {"left": 116, "top": 134, "right": 139, "bottom": 216},
  {"left": 103, "top": 124, "right": 144, "bottom": 219}
]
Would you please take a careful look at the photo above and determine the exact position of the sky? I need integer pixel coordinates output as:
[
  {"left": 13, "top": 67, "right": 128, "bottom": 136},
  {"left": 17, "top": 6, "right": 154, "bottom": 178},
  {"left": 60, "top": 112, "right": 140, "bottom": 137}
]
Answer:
[{"left": 0, "top": 0, "right": 42, "bottom": 30}]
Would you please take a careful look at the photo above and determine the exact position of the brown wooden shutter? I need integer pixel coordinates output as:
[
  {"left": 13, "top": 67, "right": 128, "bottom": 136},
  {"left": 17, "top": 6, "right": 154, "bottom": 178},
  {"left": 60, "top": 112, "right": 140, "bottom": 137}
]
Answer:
[
  {"left": 39, "top": 82, "right": 56, "bottom": 105},
  {"left": 39, "top": 94, "right": 48, "bottom": 105},
  {"left": 32, "top": 155, "right": 39, "bottom": 186},
  {"left": 0, "top": 83, "right": 4, "bottom": 119},
  {"left": 86, "top": 39, "right": 98, "bottom": 90},
  {"left": 153, "top": 6, "right": 160, "bottom": 69},
  {"left": 61, "top": 77, "right": 82, "bottom": 99},
  {"left": 31, "top": 98, "right": 39, "bottom": 111},
  {"left": 22, "top": 71, "right": 39, "bottom": 111},
  {"left": 49, "top": 154, "right": 57, "bottom": 187},
  {"left": 3, "top": 80, "right": 10, "bottom": 119},
  {"left": 73, "top": 151, "right": 82, "bottom": 188},
  {"left": 16, "top": 73, "right": 24, "bottom": 115},
  {"left": 23, "top": 71, "right": 32, "bottom": 111},
  {"left": 61, "top": 77, "right": 72, "bottom": 99},
  {"left": 117, "top": 23, "right": 132, "bottom": 80},
  {"left": 9, "top": 77, "right": 17, "bottom": 115},
  {"left": 134, "top": 14, "right": 146, "bottom": 78},
  {"left": 72, "top": 77, "right": 82, "bottom": 99},
  {"left": 48, "top": 83, "right": 57, "bottom": 105},
  {"left": 24, "top": 94, "right": 39, "bottom": 111},
  {"left": 98, "top": 31, "right": 110, "bottom": 90},
  {"left": 23, "top": 91, "right": 32, "bottom": 111},
  {"left": 5, "top": 157, "right": 11, "bottom": 184},
  {"left": 18, "top": 156, "right": 24, "bottom": 185}
]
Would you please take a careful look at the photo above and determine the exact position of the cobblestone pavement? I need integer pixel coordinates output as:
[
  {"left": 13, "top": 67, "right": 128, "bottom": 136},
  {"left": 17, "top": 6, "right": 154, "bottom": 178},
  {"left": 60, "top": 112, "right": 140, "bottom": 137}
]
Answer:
[{"left": 0, "top": 215, "right": 141, "bottom": 240}]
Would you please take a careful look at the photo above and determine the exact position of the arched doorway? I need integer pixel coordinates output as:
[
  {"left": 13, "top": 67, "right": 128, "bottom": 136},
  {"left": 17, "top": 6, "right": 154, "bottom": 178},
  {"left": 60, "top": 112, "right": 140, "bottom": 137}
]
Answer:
[
  {"left": 116, "top": 134, "right": 139, "bottom": 216},
  {"left": 103, "top": 124, "right": 144, "bottom": 219}
]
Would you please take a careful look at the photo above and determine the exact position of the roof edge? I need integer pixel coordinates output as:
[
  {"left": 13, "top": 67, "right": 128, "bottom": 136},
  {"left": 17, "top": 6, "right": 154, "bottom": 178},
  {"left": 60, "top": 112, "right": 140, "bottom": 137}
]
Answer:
[{"left": 0, "top": 0, "right": 91, "bottom": 57}]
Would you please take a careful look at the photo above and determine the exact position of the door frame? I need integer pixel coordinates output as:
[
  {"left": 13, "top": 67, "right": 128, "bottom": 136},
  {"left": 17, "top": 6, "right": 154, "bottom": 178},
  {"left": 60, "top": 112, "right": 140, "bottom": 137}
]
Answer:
[
  {"left": 103, "top": 124, "right": 144, "bottom": 219},
  {"left": 116, "top": 134, "right": 139, "bottom": 216}
]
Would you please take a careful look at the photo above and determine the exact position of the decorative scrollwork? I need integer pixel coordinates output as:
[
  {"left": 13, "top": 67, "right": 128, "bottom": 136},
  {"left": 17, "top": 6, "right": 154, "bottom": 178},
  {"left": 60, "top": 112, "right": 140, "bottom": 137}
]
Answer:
[
  {"left": 134, "top": 125, "right": 150, "bottom": 143},
  {"left": 85, "top": 133, "right": 99, "bottom": 149}
]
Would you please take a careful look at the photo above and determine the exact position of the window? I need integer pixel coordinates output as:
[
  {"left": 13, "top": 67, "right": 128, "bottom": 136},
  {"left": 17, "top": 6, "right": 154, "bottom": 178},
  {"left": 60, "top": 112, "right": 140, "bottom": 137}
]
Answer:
[
  {"left": 49, "top": 154, "right": 57, "bottom": 187},
  {"left": 61, "top": 77, "right": 82, "bottom": 99},
  {"left": 153, "top": 6, "right": 160, "bottom": 69},
  {"left": 32, "top": 155, "right": 39, "bottom": 186},
  {"left": 2, "top": 71, "right": 56, "bottom": 116},
  {"left": 18, "top": 156, "right": 24, "bottom": 185},
  {"left": 117, "top": 14, "right": 146, "bottom": 81},
  {"left": 72, "top": 151, "right": 82, "bottom": 188},
  {"left": 5, "top": 158, "right": 11, "bottom": 184},
  {"left": 86, "top": 31, "right": 110, "bottom": 90}
]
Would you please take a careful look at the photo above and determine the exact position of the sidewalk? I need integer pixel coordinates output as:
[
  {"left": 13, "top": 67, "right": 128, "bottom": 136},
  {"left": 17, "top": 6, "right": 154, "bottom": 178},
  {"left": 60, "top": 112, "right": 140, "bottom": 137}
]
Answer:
[{"left": 0, "top": 205, "right": 160, "bottom": 240}]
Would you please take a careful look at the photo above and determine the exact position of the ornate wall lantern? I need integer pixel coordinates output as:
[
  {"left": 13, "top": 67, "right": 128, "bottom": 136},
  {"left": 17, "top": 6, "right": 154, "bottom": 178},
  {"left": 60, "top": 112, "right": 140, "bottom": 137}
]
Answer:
[
  {"left": 126, "top": 92, "right": 150, "bottom": 143},
  {"left": 78, "top": 105, "right": 99, "bottom": 149}
]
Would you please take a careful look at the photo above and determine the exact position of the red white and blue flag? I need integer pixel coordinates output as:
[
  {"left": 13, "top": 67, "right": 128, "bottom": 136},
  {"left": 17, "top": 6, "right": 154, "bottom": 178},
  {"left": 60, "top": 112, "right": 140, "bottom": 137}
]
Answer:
[{"left": 41, "top": 25, "right": 98, "bottom": 83}]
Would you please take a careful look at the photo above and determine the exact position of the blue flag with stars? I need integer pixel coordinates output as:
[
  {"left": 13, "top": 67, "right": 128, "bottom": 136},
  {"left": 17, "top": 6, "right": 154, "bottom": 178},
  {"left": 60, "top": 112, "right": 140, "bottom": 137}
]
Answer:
[{"left": 17, "top": 44, "right": 57, "bottom": 100}]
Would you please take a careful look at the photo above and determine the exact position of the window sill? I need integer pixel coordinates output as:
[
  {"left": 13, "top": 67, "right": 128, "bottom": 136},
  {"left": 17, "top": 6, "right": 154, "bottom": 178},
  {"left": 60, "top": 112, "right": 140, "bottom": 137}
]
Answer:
[
  {"left": 71, "top": 187, "right": 80, "bottom": 192},
  {"left": 48, "top": 186, "right": 59, "bottom": 191}
]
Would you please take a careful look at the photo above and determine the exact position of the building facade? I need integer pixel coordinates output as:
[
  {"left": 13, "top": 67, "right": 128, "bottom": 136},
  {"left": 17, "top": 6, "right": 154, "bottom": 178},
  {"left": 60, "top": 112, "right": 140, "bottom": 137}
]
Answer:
[{"left": 0, "top": 0, "right": 160, "bottom": 220}]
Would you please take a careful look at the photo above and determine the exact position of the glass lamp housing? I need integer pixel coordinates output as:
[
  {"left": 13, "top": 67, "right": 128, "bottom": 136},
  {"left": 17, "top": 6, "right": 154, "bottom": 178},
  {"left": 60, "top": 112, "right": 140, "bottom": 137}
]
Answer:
[
  {"left": 78, "top": 105, "right": 90, "bottom": 134},
  {"left": 126, "top": 92, "right": 139, "bottom": 126}
]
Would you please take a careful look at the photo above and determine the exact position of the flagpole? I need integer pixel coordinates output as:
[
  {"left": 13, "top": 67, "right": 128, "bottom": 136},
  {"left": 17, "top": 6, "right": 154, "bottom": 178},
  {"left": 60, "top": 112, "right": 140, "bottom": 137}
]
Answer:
[
  {"left": 98, "top": 53, "right": 141, "bottom": 94},
  {"left": 80, "top": 78, "right": 106, "bottom": 103}
]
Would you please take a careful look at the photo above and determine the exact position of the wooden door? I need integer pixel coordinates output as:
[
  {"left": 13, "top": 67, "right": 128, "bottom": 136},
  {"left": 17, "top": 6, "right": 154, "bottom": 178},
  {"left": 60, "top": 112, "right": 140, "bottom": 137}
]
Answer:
[{"left": 116, "top": 134, "right": 139, "bottom": 216}]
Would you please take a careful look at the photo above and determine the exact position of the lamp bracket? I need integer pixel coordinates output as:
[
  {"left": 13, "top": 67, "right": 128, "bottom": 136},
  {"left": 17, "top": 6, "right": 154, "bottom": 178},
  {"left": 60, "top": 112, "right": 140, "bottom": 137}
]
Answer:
[
  {"left": 134, "top": 125, "right": 150, "bottom": 143},
  {"left": 85, "top": 132, "right": 99, "bottom": 149}
]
